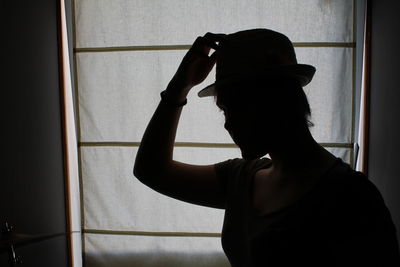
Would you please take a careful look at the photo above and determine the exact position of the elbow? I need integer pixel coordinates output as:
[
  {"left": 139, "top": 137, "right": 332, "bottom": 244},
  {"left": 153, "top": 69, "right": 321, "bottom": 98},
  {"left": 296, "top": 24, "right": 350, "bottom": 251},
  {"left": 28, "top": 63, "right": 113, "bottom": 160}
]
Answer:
[
  {"left": 133, "top": 164, "right": 152, "bottom": 186},
  {"left": 133, "top": 164, "right": 140, "bottom": 179},
  {"left": 133, "top": 158, "right": 159, "bottom": 183},
  {"left": 133, "top": 162, "right": 164, "bottom": 191},
  {"left": 133, "top": 154, "right": 170, "bottom": 186},
  {"left": 133, "top": 159, "right": 145, "bottom": 181},
  {"left": 133, "top": 155, "right": 143, "bottom": 178},
  {"left": 133, "top": 149, "right": 155, "bottom": 180}
]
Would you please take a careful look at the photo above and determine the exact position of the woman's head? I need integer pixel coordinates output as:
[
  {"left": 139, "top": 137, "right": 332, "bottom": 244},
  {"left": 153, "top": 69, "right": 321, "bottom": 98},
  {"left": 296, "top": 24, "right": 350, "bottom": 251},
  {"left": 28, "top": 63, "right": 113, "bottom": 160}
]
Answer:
[
  {"left": 215, "top": 76, "right": 312, "bottom": 160},
  {"left": 196, "top": 28, "right": 315, "bottom": 159}
]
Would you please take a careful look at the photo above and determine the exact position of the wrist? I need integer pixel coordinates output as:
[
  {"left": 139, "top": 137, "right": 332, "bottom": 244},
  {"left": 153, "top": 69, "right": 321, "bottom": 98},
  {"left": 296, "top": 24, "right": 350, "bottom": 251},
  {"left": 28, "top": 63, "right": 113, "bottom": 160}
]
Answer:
[
  {"left": 165, "top": 81, "right": 190, "bottom": 103},
  {"left": 160, "top": 90, "right": 187, "bottom": 107}
]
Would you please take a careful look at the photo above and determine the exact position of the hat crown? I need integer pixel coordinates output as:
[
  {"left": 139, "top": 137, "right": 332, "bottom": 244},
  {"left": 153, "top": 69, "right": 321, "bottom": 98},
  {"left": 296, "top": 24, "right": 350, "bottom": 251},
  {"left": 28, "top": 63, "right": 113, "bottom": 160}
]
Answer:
[
  {"left": 216, "top": 29, "right": 298, "bottom": 80},
  {"left": 197, "top": 28, "right": 316, "bottom": 98}
]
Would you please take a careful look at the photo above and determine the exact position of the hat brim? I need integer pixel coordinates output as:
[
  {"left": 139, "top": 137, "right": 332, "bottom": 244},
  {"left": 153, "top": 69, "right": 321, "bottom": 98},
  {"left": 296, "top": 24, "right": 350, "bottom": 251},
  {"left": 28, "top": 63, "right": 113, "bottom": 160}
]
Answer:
[{"left": 197, "top": 64, "right": 316, "bottom": 98}]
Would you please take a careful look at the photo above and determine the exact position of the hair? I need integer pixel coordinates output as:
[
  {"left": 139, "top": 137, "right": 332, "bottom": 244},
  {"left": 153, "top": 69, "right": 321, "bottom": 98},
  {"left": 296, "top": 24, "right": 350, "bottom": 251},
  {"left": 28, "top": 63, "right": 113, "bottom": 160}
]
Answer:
[{"left": 215, "top": 76, "right": 313, "bottom": 128}]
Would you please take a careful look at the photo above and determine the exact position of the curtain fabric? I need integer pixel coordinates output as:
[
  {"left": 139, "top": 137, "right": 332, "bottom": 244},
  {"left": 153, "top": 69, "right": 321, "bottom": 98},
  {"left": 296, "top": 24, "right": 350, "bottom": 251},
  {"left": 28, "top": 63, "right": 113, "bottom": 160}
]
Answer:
[{"left": 72, "top": 1, "right": 355, "bottom": 266}]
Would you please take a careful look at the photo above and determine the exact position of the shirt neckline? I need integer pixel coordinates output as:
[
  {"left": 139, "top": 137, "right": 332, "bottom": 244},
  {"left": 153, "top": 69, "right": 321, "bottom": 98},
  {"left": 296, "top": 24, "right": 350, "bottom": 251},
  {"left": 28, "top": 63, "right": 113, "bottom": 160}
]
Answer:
[{"left": 247, "top": 157, "right": 342, "bottom": 217}]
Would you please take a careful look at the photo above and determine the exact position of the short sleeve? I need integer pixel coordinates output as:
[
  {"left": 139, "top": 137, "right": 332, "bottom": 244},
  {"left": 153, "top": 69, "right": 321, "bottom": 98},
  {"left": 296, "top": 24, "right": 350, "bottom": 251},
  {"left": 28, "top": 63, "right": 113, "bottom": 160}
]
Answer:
[
  {"left": 214, "top": 158, "right": 242, "bottom": 197},
  {"left": 214, "top": 157, "right": 271, "bottom": 201}
]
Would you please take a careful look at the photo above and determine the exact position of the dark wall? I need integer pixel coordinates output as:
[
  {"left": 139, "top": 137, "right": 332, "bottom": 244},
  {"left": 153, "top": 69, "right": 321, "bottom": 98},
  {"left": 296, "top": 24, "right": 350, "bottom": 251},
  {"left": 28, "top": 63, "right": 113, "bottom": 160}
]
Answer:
[
  {"left": 2, "top": 0, "right": 69, "bottom": 266},
  {"left": 369, "top": 0, "right": 400, "bottom": 242}
]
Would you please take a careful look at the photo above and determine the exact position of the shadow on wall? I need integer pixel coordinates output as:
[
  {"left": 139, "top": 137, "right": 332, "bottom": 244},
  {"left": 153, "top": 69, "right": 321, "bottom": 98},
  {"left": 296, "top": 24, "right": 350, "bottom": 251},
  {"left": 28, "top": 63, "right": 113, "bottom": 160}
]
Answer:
[{"left": 85, "top": 251, "right": 230, "bottom": 267}]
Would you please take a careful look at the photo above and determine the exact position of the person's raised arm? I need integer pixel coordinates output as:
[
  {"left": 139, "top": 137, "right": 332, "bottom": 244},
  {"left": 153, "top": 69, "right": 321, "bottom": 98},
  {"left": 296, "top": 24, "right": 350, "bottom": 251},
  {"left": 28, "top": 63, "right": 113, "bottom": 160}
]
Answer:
[{"left": 133, "top": 33, "right": 227, "bottom": 208}]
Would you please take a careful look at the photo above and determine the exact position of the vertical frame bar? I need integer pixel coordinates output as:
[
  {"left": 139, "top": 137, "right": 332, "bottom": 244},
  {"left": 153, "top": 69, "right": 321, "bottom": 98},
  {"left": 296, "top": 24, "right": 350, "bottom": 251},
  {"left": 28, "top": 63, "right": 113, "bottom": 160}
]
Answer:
[
  {"left": 361, "top": 0, "right": 372, "bottom": 174},
  {"left": 57, "top": 0, "right": 83, "bottom": 266}
]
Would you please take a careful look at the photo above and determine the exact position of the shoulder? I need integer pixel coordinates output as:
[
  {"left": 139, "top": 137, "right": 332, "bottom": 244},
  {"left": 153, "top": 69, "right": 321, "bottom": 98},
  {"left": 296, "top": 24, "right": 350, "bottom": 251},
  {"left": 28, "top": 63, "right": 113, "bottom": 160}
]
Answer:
[
  {"left": 321, "top": 160, "right": 382, "bottom": 201},
  {"left": 346, "top": 171, "right": 395, "bottom": 229},
  {"left": 214, "top": 157, "right": 271, "bottom": 179},
  {"left": 328, "top": 163, "right": 387, "bottom": 210},
  {"left": 214, "top": 157, "right": 271, "bottom": 170},
  {"left": 321, "top": 161, "right": 384, "bottom": 209},
  {"left": 319, "top": 161, "right": 397, "bottom": 234},
  {"left": 214, "top": 157, "right": 271, "bottom": 191},
  {"left": 322, "top": 163, "right": 400, "bottom": 264}
]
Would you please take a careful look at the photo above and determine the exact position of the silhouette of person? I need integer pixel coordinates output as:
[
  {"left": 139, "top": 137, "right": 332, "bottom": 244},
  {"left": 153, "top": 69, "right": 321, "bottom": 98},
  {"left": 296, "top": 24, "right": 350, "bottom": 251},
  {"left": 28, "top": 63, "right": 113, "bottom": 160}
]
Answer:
[{"left": 134, "top": 29, "right": 400, "bottom": 266}]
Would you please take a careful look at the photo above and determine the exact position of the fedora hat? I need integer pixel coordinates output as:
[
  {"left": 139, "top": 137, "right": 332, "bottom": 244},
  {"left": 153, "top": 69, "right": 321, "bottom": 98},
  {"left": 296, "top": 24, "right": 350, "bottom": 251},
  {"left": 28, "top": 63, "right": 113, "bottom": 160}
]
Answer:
[{"left": 197, "top": 29, "right": 316, "bottom": 97}]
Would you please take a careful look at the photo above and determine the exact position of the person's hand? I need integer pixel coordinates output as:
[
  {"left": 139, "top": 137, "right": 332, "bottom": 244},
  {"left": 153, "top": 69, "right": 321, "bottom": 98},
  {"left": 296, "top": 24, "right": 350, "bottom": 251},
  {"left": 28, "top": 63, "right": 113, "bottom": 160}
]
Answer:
[{"left": 167, "top": 32, "right": 226, "bottom": 100}]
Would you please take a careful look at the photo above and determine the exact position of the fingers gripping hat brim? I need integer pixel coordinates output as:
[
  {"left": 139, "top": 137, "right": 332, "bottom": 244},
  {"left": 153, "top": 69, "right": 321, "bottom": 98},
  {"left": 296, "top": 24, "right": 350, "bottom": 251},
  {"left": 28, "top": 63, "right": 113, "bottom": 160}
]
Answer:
[{"left": 197, "top": 64, "right": 316, "bottom": 98}]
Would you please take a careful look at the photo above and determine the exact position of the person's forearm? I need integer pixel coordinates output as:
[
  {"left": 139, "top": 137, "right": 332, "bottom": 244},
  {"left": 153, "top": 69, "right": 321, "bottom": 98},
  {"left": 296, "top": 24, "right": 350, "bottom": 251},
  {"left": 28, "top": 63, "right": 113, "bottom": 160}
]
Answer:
[
  {"left": 134, "top": 32, "right": 222, "bottom": 179},
  {"left": 133, "top": 82, "right": 188, "bottom": 179}
]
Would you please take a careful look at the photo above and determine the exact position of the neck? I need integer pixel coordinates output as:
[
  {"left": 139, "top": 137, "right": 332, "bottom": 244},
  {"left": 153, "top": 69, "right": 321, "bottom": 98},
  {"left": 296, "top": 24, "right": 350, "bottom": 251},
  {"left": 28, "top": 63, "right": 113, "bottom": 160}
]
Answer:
[{"left": 268, "top": 127, "right": 336, "bottom": 176}]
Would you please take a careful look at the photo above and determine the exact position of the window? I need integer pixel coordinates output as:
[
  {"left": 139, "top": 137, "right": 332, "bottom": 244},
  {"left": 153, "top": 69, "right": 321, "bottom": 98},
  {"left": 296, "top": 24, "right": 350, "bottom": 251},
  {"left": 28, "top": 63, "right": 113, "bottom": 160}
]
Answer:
[{"left": 70, "top": 1, "right": 359, "bottom": 266}]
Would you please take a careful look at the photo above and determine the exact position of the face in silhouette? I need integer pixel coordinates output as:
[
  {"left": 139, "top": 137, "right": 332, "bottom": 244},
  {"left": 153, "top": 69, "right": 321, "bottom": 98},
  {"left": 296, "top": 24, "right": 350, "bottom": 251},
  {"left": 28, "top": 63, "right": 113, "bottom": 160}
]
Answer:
[{"left": 216, "top": 79, "right": 283, "bottom": 160}]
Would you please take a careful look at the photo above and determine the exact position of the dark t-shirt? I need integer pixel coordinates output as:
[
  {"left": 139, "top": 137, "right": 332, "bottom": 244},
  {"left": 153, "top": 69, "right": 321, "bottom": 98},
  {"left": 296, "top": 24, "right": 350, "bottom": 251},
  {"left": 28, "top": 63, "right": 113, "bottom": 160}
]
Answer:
[{"left": 215, "top": 157, "right": 400, "bottom": 266}]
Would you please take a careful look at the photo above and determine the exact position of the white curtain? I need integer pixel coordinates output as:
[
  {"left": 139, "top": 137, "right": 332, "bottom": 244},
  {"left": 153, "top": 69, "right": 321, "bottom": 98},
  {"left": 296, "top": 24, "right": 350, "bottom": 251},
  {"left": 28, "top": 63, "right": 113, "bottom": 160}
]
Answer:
[{"left": 72, "top": 1, "right": 355, "bottom": 266}]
